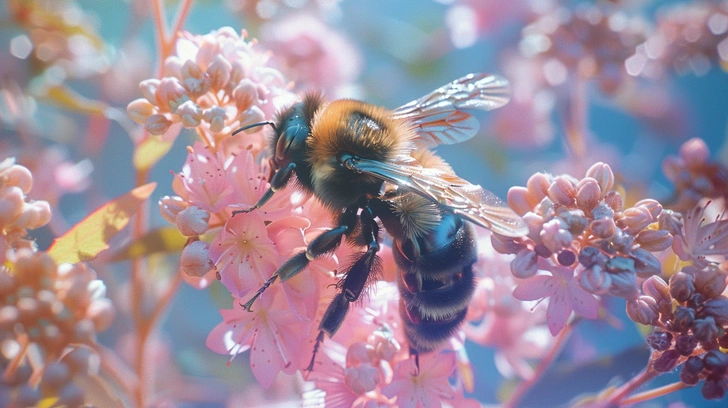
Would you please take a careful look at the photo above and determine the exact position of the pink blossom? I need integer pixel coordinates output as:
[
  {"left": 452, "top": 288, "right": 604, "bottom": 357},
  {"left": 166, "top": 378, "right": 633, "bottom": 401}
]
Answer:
[
  {"left": 674, "top": 199, "right": 728, "bottom": 265},
  {"left": 382, "top": 353, "right": 456, "bottom": 408},
  {"left": 209, "top": 211, "right": 279, "bottom": 298},
  {"left": 206, "top": 288, "right": 309, "bottom": 389},
  {"left": 179, "top": 142, "right": 234, "bottom": 213},
  {"left": 513, "top": 261, "right": 599, "bottom": 335}
]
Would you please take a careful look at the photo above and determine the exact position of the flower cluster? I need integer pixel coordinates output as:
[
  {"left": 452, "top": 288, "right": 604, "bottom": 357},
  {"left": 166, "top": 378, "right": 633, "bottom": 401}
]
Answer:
[
  {"left": 127, "top": 27, "right": 296, "bottom": 148},
  {"left": 519, "top": 3, "right": 648, "bottom": 93},
  {"left": 640, "top": 264, "right": 728, "bottom": 399},
  {"left": 627, "top": 1, "right": 728, "bottom": 78},
  {"left": 494, "top": 162, "right": 672, "bottom": 335},
  {"left": 0, "top": 160, "right": 112, "bottom": 406},
  {"left": 663, "top": 137, "right": 728, "bottom": 213},
  {"left": 0, "top": 158, "right": 52, "bottom": 259}
]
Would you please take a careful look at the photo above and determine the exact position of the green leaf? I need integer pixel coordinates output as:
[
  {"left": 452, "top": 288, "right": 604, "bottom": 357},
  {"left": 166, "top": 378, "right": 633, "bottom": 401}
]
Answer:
[
  {"left": 109, "top": 226, "right": 187, "bottom": 262},
  {"left": 47, "top": 183, "right": 157, "bottom": 264}
]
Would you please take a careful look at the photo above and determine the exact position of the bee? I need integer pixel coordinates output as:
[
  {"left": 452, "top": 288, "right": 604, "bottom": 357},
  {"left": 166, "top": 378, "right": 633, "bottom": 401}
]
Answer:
[{"left": 233, "top": 73, "right": 528, "bottom": 371}]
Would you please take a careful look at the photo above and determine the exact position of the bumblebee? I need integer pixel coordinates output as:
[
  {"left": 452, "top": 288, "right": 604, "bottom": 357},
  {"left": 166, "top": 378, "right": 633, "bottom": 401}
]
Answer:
[{"left": 234, "top": 73, "right": 528, "bottom": 371}]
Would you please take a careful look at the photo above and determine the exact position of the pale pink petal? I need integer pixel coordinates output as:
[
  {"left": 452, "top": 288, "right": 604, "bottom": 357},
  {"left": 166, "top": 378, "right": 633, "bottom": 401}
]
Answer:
[
  {"left": 180, "top": 142, "right": 234, "bottom": 212},
  {"left": 546, "top": 288, "right": 571, "bottom": 336},
  {"left": 512, "top": 274, "right": 556, "bottom": 301},
  {"left": 567, "top": 283, "right": 600, "bottom": 319}
]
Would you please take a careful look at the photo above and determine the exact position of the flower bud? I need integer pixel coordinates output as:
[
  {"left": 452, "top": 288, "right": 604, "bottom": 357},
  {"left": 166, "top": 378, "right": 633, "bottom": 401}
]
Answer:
[
  {"left": 176, "top": 100, "right": 203, "bottom": 128},
  {"left": 139, "top": 78, "right": 161, "bottom": 103},
  {"left": 692, "top": 316, "right": 719, "bottom": 344},
  {"left": 669, "top": 272, "right": 695, "bottom": 303},
  {"left": 635, "top": 229, "right": 673, "bottom": 252},
  {"left": 1, "top": 164, "right": 33, "bottom": 194},
  {"left": 626, "top": 296, "right": 659, "bottom": 325},
  {"left": 176, "top": 206, "right": 210, "bottom": 236},
  {"left": 674, "top": 334, "right": 698, "bottom": 356},
  {"left": 511, "top": 249, "right": 538, "bottom": 279},
  {"left": 657, "top": 210, "right": 683, "bottom": 235},
  {"left": 671, "top": 305, "right": 695, "bottom": 332},
  {"left": 507, "top": 186, "right": 532, "bottom": 216},
  {"left": 580, "top": 265, "right": 612, "bottom": 294},
  {"left": 344, "top": 364, "right": 380, "bottom": 395},
  {"left": 127, "top": 98, "right": 156, "bottom": 124},
  {"left": 526, "top": 172, "right": 551, "bottom": 204},
  {"left": 617, "top": 207, "right": 652, "bottom": 235},
  {"left": 232, "top": 79, "right": 258, "bottom": 112},
  {"left": 558, "top": 209, "right": 587, "bottom": 236},
  {"left": 679, "top": 138, "right": 709, "bottom": 169},
  {"left": 643, "top": 275, "right": 671, "bottom": 305},
  {"left": 703, "top": 349, "right": 728, "bottom": 375},
  {"left": 540, "top": 219, "right": 573, "bottom": 253},
  {"left": 590, "top": 217, "right": 616, "bottom": 238},
  {"left": 159, "top": 195, "right": 189, "bottom": 224},
  {"left": 585, "top": 162, "right": 614, "bottom": 196},
  {"left": 701, "top": 377, "right": 725, "bottom": 400},
  {"left": 547, "top": 176, "right": 576, "bottom": 206},
  {"left": 346, "top": 341, "right": 372, "bottom": 367},
  {"left": 522, "top": 212, "right": 544, "bottom": 241},
  {"left": 180, "top": 241, "right": 214, "bottom": 278},
  {"left": 0, "top": 185, "right": 25, "bottom": 227},
  {"left": 653, "top": 349, "right": 680, "bottom": 372},
  {"left": 603, "top": 190, "right": 623, "bottom": 212},
  {"left": 694, "top": 265, "right": 727, "bottom": 299},
  {"left": 157, "top": 77, "right": 189, "bottom": 112},
  {"left": 145, "top": 114, "right": 172, "bottom": 135},
  {"left": 490, "top": 233, "right": 524, "bottom": 254},
  {"left": 701, "top": 297, "right": 728, "bottom": 326},
  {"left": 631, "top": 248, "right": 661, "bottom": 278},
  {"left": 609, "top": 271, "right": 639, "bottom": 300},
  {"left": 13, "top": 200, "right": 52, "bottom": 230},
  {"left": 204, "top": 106, "right": 227, "bottom": 133},
  {"left": 207, "top": 55, "right": 232, "bottom": 90},
  {"left": 635, "top": 199, "right": 662, "bottom": 219},
  {"left": 86, "top": 298, "right": 115, "bottom": 332},
  {"left": 605, "top": 256, "right": 634, "bottom": 274},
  {"left": 682, "top": 355, "right": 704, "bottom": 376},
  {"left": 576, "top": 177, "right": 601, "bottom": 211},
  {"left": 578, "top": 246, "right": 606, "bottom": 268},
  {"left": 646, "top": 330, "right": 673, "bottom": 351}
]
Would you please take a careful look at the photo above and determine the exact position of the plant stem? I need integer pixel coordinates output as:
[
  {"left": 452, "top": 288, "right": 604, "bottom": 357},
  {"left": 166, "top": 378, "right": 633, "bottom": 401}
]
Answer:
[
  {"left": 504, "top": 324, "right": 573, "bottom": 408},
  {"left": 619, "top": 381, "right": 688, "bottom": 406}
]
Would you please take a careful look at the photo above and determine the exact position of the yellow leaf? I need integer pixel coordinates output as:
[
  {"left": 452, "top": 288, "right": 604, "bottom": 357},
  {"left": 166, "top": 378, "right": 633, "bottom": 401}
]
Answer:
[
  {"left": 47, "top": 183, "right": 157, "bottom": 264},
  {"left": 109, "top": 226, "right": 187, "bottom": 262},
  {"left": 39, "top": 84, "right": 110, "bottom": 117},
  {"left": 133, "top": 133, "right": 175, "bottom": 172}
]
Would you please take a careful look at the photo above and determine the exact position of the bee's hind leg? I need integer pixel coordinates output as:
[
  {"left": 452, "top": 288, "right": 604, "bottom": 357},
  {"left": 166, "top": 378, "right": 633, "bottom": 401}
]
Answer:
[{"left": 306, "top": 205, "right": 382, "bottom": 372}]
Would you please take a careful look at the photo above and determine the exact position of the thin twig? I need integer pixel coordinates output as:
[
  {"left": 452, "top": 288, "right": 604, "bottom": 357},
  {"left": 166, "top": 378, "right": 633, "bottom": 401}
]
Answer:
[{"left": 505, "top": 324, "right": 574, "bottom": 408}]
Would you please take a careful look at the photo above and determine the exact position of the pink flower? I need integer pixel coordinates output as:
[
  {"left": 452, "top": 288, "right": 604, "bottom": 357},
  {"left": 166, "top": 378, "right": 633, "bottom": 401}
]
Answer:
[
  {"left": 382, "top": 353, "right": 457, "bottom": 408},
  {"left": 178, "top": 142, "right": 234, "bottom": 213},
  {"left": 208, "top": 211, "right": 279, "bottom": 298},
  {"left": 513, "top": 261, "right": 599, "bottom": 335},
  {"left": 206, "top": 287, "right": 309, "bottom": 389},
  {"left": 674, "top": 199, "right": 728, "bottom": 265}
]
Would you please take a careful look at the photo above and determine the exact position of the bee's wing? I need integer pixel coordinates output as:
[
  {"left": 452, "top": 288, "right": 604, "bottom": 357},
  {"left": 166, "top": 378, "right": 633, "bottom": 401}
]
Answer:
[
  {"left": 348, "top": 156, "right": 527, "bottom": 237},
  {"left": 392, "top": 73, "right": 510, "bottom": 148}
]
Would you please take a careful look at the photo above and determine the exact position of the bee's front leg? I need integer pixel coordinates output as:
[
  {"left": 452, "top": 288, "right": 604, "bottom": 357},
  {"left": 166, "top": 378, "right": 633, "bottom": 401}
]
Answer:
[{"left": 232, "top": 162, "right": 296, "bottom": 215}]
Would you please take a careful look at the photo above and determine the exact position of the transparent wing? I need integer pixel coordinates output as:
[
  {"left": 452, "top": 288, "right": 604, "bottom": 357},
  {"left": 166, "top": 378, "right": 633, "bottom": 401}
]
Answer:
[
  {"left": 345, "top": 156, "right": 527, "bottom": 237},
  {"left": 392, "top": 73, "right": 511, "bottom": 148}
]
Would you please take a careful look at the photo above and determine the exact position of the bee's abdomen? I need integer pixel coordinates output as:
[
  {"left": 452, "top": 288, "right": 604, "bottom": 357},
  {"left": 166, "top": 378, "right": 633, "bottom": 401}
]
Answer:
[{"left": 393, "top": 212, "right": 477, "bottom": 353}]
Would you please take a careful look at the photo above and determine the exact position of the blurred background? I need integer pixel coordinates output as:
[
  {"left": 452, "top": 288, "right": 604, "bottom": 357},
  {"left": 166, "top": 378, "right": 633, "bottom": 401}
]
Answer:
[{"left": 1, "top": 0, "right": 727, "bottom": 406}]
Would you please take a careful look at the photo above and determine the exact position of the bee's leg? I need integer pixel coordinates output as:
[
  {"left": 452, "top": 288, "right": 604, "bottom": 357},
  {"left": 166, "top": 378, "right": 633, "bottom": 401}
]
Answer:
[
  {"left": 306, "top": 206, "right": 382, "bottom": 372},
  {"left": 240, "top": 207, "right": 358, "bottom": 312},
  {"left": 232, "top": 162, "right": 296, "bottom": 215},
  {"left": 409, "top": 347, "right": 420, "bottom": 376}
]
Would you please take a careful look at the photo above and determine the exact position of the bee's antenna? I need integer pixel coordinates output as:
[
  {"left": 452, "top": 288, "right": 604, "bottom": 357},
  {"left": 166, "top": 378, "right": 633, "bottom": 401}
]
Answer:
[{"left": 232, "top": 121, "right": 277, "bottom": 136}]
